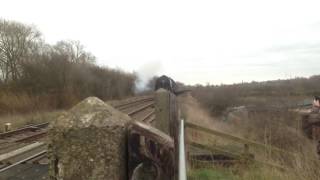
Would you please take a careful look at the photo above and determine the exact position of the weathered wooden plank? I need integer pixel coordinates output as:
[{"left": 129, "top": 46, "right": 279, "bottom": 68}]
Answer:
[
  {"left": 186, "top": 122, "right": 296, "bottom": 157},
  {"left": 189, "top": 142, "right": 241, "bottom": 159},
  {"left": 129, "top": 121, "right": 174, "bottom": 147},
  {"left": 154, "top": 88, "right": 179, "bottom": 180},
  {"left": 155, "top": 89, "right": 171, "bottom": 134},
  {"left": 128, "top": 121, "right": 175, "bottom": 180},
  {"left": 189, "top": 142, "right": 287, "bottom": 171}
]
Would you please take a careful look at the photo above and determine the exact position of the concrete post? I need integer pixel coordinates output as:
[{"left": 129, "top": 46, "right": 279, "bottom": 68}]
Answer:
[{"left": 48, "top": 97, "right": 131, "bottom": 180}]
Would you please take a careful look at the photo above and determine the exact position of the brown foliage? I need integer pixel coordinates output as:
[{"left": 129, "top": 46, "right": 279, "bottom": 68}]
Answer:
[
  {"left": 190, "top": 76, "right": 320, "bottom": 116},
  {"left": 0, "top": 19, "right": 136, "bottom": 114}
]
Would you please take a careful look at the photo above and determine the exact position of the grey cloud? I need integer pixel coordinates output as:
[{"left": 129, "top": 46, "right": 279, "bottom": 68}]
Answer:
[
  {"left": 311, "top": 22, "right": 320, "bottom": 28},
  {"left": 266, "top": 43, "right": 320, "bottom": 53},
  {"left": 236, "top": 43, "right": 320, "bottom": 62}
]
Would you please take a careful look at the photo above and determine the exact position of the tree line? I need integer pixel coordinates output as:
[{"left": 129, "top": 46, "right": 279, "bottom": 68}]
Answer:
[
  {"left": 0, "top": 19, "right": 136, "bottom": 114},
  {"left": 189, "top": 76, "right": 320, "bottom": 116}
]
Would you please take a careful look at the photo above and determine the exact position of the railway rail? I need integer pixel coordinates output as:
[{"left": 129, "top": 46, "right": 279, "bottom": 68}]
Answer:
[
  {"left": 113, "top": 96, "right": 154, "bottom": 110},
  {"left": 0, "top": 150, "right": 47, "bottom": 172},
  {"left": 0, "top": 142, "right": 47, "bottom": 171},
  {"left": 0, "top": 122, "right": 49, "bottom": 139}
]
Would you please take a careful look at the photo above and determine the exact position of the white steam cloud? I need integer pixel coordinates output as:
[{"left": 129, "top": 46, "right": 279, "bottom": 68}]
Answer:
[{"left": 135, "top": 61, "right": 163, "bottom": 93}]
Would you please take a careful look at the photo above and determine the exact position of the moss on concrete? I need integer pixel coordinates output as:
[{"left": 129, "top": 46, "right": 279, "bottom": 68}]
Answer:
[{"left": 49, "top": 97, "right": 131, "bottom": 180}]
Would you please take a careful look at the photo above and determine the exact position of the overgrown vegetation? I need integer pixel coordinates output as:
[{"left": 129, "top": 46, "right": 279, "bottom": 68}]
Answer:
[
  {"left": 190, "top": 76, "right": 320, "bottom": 116},
  {"left": 181, "top": 94, "right": 320, "bottom": 180},
  {"left": 188, "top": 166, "right": 292, "bottom": 180},
  {"left": 188, "top": 168, "right": 235, "bottom": 180},
  {"left": 0, "top": 110, "right": 62, "bottom": 132},
  {"left": 0, "top": 19, "right": 136, "bottom": 114}
]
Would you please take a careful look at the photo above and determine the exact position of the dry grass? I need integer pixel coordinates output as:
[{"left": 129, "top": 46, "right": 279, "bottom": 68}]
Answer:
[
  {"left": 0, "top": 110, "right": 62, "bottom": 133},
  {"left": 180, "top": 94, "right": 320, "bottom": 180},
  {"left": 179, "top": 93, "right": 232, "bottom": 133},
  {"left": 0, "top": 91, "right": 59, "bottom": 114}
]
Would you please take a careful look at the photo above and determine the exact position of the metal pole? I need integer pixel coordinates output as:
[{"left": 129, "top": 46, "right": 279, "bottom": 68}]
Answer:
[{"left": 179, "top": 119, "right": 187, "bottom": 180}]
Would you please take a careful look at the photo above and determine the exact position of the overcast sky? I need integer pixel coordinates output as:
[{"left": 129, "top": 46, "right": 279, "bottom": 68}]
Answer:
[{"left": 1, "top": 0, "right": 320, "bottom": 85}]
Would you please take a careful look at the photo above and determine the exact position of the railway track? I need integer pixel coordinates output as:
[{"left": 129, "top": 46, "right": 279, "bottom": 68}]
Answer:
[
  {"left": 0, "top": 122, "right": 49, "bottom": 139},
  {"left": 0, "top": 122, "right": 49, "bottom": 156},
  {"left": 113, "top": 96, "right": 154, "bottom": 110},
  {"left": 0, "top": 142, "right": 48, "bottom": 180},
  {"left": 0, "top": 96, "right": 154, "bottom": 146},
  {"left": 0, "top": 95, "right": 156, "bottom": 179},
  {"left": 113, "top": 95, "right": 155, "bottom": 123},
  {"left": 0, "top": 142, "right": 47, "bottom": 170}
]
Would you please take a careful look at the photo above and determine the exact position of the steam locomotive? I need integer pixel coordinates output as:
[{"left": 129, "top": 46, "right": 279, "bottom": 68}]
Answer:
[
  {"left": 154, "top": 75, "right": 189, "bottom": 95},
  {"left": 155, "top": 75, "right": 177, "bottom": 93}
]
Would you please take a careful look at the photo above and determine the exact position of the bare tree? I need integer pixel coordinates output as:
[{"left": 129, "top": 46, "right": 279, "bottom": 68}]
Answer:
[
  {"left": 53, "top": 40, "right": 95, "bottom": 64},
  {"left": 0, "top": 19, "right": 41, "bottom": 83},
  {"left": 0, "top": 19, "right": 136, "bottom": 113}
]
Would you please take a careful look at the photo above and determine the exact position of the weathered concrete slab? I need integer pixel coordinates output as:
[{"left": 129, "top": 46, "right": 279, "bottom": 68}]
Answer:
[{"left": 48, "top": 97, "right": 131, "bottom": 180}]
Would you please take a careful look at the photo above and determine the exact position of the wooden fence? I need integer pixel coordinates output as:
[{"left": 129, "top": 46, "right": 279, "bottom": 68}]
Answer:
[{"left": 185, "top": 122, "right": 298, "bottom": 170}]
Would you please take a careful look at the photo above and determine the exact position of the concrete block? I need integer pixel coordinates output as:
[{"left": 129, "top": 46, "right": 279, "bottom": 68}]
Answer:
[{"left": 48, "top": 97, "right": 131, "bottom": 180}]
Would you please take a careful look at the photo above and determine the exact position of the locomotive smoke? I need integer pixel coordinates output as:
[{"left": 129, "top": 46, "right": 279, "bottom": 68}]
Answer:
[{"left": 135, "top": 61, "right": 162, "bottom": 93}]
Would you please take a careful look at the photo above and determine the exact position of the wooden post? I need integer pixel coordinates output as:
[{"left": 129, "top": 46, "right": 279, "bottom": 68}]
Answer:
[
  {"left": 155, "top": 89, "right": 171, "bottom": 134},
  {"left": 155, "top": 88, "right": 179, "bottom": 180}
]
